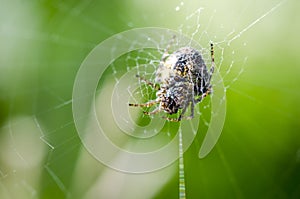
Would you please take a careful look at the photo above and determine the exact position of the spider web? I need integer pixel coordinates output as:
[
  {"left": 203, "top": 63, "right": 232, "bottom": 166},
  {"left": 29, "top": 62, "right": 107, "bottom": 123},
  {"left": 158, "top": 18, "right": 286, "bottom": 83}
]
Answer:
[{"left": 0, "top": 0, "right": 287, "bottom": 199}]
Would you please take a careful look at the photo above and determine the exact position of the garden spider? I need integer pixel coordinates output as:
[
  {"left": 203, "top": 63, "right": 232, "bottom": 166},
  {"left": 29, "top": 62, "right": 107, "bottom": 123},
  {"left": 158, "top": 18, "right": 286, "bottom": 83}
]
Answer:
[{"left": 129, "top": 40, "right": 215, "bottom": 122}]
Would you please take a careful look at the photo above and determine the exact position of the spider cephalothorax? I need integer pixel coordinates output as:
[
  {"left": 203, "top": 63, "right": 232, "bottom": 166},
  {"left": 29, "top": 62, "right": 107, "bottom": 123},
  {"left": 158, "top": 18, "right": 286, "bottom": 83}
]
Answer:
[{"left": 129, "top": 43, "right": 215, "bottom": 122}]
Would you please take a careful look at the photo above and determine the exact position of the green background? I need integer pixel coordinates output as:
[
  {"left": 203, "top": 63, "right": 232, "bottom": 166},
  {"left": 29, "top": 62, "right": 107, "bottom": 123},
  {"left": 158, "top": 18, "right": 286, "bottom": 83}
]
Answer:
[{"left": 0, "top": 0, "right": 299, "bottom": 198}]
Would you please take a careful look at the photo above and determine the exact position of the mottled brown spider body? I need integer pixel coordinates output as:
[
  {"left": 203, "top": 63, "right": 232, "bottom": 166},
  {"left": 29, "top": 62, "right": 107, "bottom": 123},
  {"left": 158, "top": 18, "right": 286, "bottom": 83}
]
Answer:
[{"left": 129, "top": 44, "right": 215, "bottom": 122}]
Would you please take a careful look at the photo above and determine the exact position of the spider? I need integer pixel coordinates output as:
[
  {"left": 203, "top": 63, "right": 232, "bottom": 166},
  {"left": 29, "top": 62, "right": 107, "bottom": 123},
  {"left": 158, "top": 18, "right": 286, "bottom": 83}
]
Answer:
[{"left": 129, "top": 39, "right": 215, "bottom": 122}]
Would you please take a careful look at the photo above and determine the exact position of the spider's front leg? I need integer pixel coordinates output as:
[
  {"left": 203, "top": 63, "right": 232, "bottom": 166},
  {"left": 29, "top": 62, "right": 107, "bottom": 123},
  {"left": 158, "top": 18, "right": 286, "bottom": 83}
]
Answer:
[
  {"left": 162, "top": 116, "right": 180, "bottom": 122},
  {"left": 195, "top": 88, "right": 211, "bottom": 104},
  {"left": 143, "top": 107, "right": 161, "bottom": 116},
  {"left": 128, "top": 100, "right": 158, "bottom": 107}
]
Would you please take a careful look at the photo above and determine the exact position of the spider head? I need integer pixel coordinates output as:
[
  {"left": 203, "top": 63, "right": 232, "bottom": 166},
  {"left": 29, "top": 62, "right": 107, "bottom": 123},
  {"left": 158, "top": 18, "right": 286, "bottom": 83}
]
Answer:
[{"left": 162, "top": 96, "right": 180, "bottom": 114}]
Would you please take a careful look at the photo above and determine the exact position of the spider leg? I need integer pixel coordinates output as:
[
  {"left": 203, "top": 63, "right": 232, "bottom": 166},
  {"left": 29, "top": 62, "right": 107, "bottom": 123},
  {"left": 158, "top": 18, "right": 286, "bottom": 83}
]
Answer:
[
  {"left": 208, "top": 42, "right": 215, "bottom": 83},
  {"left": 135, "top": 74, "right": 160, "bottom": 90},
  {"left": 195, "top": 89, "right": 211, "bottom": 103},
  {"left": 129, "top": 100, "right": 158, "bottom": 107},
  {"left": 162, "top": 116, "right": 180, "bottom": 122},
  {"left": 143, "top": 107, "right": 161, "bottom": 115}
]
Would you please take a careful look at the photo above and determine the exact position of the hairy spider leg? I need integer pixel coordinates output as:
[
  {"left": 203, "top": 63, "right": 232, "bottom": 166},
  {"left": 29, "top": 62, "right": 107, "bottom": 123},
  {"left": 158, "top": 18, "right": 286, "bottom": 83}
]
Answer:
[
  {"left": 162, "top": 116, "right": 180, "bottom": 122},
  {"left": 143, "top": 106, "right": 161, "bottom": 115},
  {"left": 194, "top": 89, "right": 211, "bottom": 104},
  {"left": 128, "top": 100, "right": 158, "bottom": 107},
  {"left": 135, "top": 74, "right": 160, "bottom": 90},
  {"left": 208, "top": 42, "right": 215, "bottom": 83}
]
